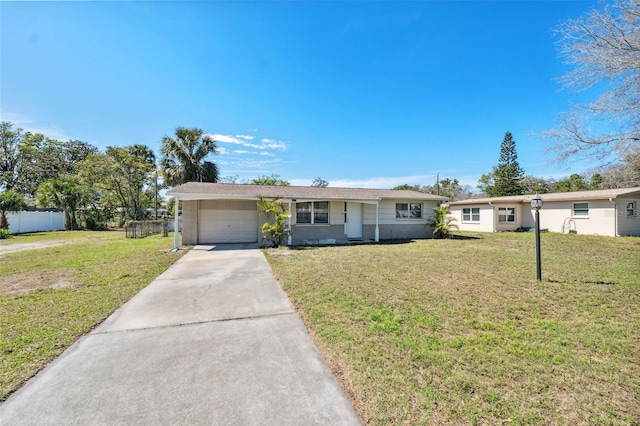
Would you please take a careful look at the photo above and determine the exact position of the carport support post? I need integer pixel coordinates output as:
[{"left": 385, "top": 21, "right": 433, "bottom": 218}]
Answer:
[
  {"left": 173, "top": 196, "right": 180, "bottom": 250},
  {"left": 375, "top": 202, "right": 379, "bottom": 242}
]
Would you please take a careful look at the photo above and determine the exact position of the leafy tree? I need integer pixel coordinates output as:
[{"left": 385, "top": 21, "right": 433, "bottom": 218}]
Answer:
[
  {"left": 14, "top": 135, "right": 98, "bottom": 198},
  {"left": 424, "top": 178, "right": 473, "bottom": 201},
  {"left": 76, "top": 147, "right": 156, "bottom": 225},
  {"left": 482, "top": 132, "right": 524, "bottom": 196},
  {"left": 0, "top": 121, "right": 22, "bottom": 190},
  {"left": 543, "top": 0, "right": 640, "bottom": 162},
  {"left": 393, "top": 184, "right": 423, "bottom": 191},
  {"left": 250, "top": 174, "right": 290, "bottom": 186},
  {"left": 552, "top": 173, "right": 589, "bottom": 193},
  {"left": 521, "top": 175, "right": 551, "bottom": 195},
  {"left": 160, "top": 127, "right": 219, "bottom": 187},
  {"left": 0, "top": 190, "right": 27, "bottom": 229},
  {"left": 37, "top": 177, "right": 87, "bottom": 230},
  {"left": 311, "top": 177, "right": 329, "bottom": 187},
  {"left": 256, "top": 195, "right": 291, "bottom": 247},
  {"left": 427, "top": 206, "right": 458, "bottom": 239}
]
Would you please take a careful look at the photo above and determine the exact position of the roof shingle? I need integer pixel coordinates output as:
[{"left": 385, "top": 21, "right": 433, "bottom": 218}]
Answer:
[{"left": 167, "top": 182, "right": 448, "bottom": 201}]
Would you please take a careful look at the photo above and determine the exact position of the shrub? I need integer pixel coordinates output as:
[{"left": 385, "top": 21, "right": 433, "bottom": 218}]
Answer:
[{"left": 0, "top": 228, "right": 12, "bottom": 239}]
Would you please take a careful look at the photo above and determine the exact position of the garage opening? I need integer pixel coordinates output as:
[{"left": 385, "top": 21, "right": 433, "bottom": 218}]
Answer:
[{"left": 198, "top": 200, "right": 259, "bottom": 244}]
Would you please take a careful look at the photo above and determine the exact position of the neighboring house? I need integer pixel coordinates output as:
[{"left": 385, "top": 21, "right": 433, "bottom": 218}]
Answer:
[
  {"left": 447, "top": 187, "right": 640, "bottom": 237},
  {"left": 166, "top": 182, "right": 448, "bottom": 246}
]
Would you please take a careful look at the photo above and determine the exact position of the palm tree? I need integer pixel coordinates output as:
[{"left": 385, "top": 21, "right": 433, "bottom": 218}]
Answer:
[
  {"left": 427, "top": 205, "right": 458, "bottom": 239},
  {"left": 160, "top": 127, "right": 219, "bottom": 187}
]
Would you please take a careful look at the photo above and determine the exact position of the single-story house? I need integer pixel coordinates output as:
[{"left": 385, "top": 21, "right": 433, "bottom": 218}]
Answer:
[
  {"left": 166, "top": 182, "right": 448, "bottom": 246},
  {"left": 446, "top": 187, "right": 640, "bottom": 237}
]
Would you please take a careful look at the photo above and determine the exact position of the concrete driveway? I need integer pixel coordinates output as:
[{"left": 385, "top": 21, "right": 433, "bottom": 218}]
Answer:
[{"left": 0, "top": 245, "right": 361, "bottom": 425}]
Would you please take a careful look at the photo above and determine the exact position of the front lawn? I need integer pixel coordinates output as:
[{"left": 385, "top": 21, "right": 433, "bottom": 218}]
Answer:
[
  {"left": 265, "top": 232, "right": 640, "bottom": 425},
  {"left": 0, "top": 231, "right": 185, "bottom": 400}
]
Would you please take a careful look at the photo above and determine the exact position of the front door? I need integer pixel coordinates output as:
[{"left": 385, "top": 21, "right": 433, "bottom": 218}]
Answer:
[{"left": 345, "top": 202, "right": 363, "bottom": 239}]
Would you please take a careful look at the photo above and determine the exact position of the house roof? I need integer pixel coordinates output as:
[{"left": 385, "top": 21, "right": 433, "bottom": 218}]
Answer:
[
  {"left": 167, "top": 182, "right": 448, "bottom": 202},
  {"left": 446, "top": 187, "right": 640, "bottom": 206}
]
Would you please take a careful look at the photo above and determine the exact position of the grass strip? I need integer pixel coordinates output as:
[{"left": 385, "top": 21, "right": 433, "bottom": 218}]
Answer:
[{"left": 0, "top": 231, "right": 185, "bottom": 400}]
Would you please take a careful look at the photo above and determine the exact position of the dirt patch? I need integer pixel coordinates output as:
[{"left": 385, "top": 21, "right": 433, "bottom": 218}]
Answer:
[
  {"left": 0, "top": 270, "right": 79, "bottom": 297},
  {"left": 0, "top": 240, "right": 70, "bottom": 255}
]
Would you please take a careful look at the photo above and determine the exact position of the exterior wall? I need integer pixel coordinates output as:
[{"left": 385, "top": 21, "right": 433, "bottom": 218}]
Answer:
[
  {"left": 367, "top": 224, "right": 430, "bottom": 240},
  {"left": 329, "top": 201, "right": 345, "bottom": 225},
  {"left": 183, "top": 198, "right": 441, "bottom": 246},
  {"left": 532, "top": 200, "right": 616, "bottom": 236},
  {"left": 291, "top": 225, "right": 346, "bottom": 244},
  {"left": 493, "top": 204, "right": 522, "bottom": 232},
  {"left": 448, "top": 204, "right": 495, "bottom": 232},
  {"left": 7, "top": 211, "right": 65, "bottom": 234},
  {"left": 617, "top": 197, "right": 640, "bottom": 236},
  {"left": 362, "top": 199, "right": 436, "bottom": 225},
  {"left": 181, "top": 200, "right": 198, "bottom": 245}
]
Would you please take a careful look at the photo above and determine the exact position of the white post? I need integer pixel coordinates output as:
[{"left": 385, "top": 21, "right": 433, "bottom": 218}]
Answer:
[
  {"left": 288, "top": 200, "right": 292, "bottom": 246},
  {"left": 173, "top": 196, "right": 180, "bottom": 250},
  {"left": 375, "top": 202, "right": 380, "bottom": 242}
]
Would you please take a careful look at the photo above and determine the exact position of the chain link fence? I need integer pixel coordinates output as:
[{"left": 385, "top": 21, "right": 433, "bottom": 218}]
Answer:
[{"left": 124, "top": 219, "right": 169, "bottom": 239}]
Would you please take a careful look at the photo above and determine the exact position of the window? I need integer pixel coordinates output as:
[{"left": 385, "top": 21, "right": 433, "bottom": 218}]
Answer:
[
  {"left": 396, "top": 203, "right": 422, "bottom": 219},
  {"left": 462, "top": 207, "right": 480, "bottom": 222},
  {"left": 498, "top": 207, "right": 516, "bottom": 223},
  {"left": 573, "top": 202, "right": 589, "bottom": 217},
  {"left": 627, "top": 201, "right": 637, "bottom": 217},
  {"left": 296, "top": 201, "right": 329, "bottom": 224}
]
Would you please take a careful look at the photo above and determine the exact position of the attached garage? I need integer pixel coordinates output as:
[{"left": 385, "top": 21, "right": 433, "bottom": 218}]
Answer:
[
  {"left": 168, "top": 182, "right": 449, "bottom": 247},
  {"left": 197, "top": 200, "right": 259, "bottom": 244}
]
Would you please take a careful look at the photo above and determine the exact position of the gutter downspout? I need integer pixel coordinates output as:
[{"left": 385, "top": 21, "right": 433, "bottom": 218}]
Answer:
[
  {"left": 173, "top": 196, "right": 180, "bottom": 250},
  {"left": 288, "top": 200, "right": 292, "bottom": 246},
  {"left": 488, "top": 201, "right": 496, "bottom": 232},
  {"left": 375, "top": 201, "right": 380, "bottom": 242},
  {"left": 609, "top": 198, "right": 618, "bottom": 237}
]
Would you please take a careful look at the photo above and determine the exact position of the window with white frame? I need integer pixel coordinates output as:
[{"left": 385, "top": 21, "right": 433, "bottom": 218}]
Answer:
[
  {"left": 573, "top": 202, "right": 589, "bottom": 217},
  {"left": 497, "top": 207, "right": 516, "bottom": 223},
  {"left": 462, "top": 207, "right": 480, "bottom": 222},
  {"left": 396, "top": 203, "right": 422, "bottom": 219},
  {"left": 626, "top": 201, "right": 637, "bottom": 217},
  {"left": 296, "top": 201, "right": 329, "bottom": 224}
]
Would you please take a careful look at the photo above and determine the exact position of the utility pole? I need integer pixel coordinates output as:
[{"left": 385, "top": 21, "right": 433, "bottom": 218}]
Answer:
[{"left": 436, "top": 173, "right": 440, "bottom": 196}]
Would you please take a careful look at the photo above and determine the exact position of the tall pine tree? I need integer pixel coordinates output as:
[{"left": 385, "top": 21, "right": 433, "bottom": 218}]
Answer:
[{"left": 485, "top": 132, "right": 525, "bottom": 196}]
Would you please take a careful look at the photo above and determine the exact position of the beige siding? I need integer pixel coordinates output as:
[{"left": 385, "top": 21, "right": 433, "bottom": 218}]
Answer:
[
  {"left": 531, "top": 200, "right": 615, "bottom": 236},
  {"left": 181, "top": 200, "right": 198, "bottom": 245},
  {"left": 494, "top": 204, "right": 522, "bottom": 232},
  {"left": 330, "top": 201, "right": 345, "bottom": 224},
  {"left": 363, "top": 199, "right": 438, "bottom": 225},
  {"left": 448, "top": 204, "right": 495, "bottom": 232},
  {"left": 617, "top": 198, "right": 640, "bottom": 236}
]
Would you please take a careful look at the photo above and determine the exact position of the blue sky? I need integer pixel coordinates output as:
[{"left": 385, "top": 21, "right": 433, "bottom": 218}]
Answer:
[{"left": 1, "top": 1, "right": 598, "bottom": 190}]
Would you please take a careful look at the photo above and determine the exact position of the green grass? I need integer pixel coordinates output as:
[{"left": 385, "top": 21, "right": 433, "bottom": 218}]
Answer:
[
  {"left": 265, "top": 232, "right": 640, "bottom": 425},
  {"left": 0, "top": 231, "right": 185, "bottom": 400},
  {"left": 0, "top": 230, "right": 85, "bottom": 246}
]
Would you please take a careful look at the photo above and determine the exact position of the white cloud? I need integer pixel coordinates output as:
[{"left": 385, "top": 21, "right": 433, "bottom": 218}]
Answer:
[
  {"left": 210, "top": 133, "right": 289, "bottom": 151},
  {"left": 0, "top": 111, "right": 69, "bottom": 141},
  {"left": 260, "top": 138, "right": 287, "bottom": 150}
]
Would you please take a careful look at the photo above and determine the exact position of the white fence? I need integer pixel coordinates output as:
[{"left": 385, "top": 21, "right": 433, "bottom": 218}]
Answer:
[{"left": 7, "top": 211, "right": 66, "bottom": 234}]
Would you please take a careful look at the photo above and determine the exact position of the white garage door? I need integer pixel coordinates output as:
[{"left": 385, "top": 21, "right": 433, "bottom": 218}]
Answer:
[{"left": 198, "top": 200, "right": 258, "bottom": 244}]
